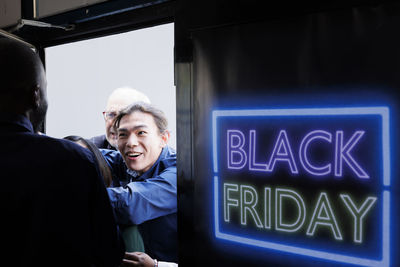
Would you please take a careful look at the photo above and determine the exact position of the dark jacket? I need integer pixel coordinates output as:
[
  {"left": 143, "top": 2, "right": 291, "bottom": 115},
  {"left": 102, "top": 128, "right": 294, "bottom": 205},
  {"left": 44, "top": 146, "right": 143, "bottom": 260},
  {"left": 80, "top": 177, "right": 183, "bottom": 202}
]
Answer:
[
  {"left": 0, "top": 114, "right": 124, "bottom": 267},
  {"left": 90, "top": 134, "right": 116, "bottom": 150}
]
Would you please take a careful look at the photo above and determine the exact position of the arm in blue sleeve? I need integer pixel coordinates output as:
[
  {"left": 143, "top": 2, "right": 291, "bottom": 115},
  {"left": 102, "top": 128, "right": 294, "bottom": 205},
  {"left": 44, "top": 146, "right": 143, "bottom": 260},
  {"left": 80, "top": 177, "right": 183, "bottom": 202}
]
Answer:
[
  {"left": 107, "top": 166, "right": 177, "bottom": 225},
  {"left": 100, "top": 149, "right": 128, "bottom": 186}
]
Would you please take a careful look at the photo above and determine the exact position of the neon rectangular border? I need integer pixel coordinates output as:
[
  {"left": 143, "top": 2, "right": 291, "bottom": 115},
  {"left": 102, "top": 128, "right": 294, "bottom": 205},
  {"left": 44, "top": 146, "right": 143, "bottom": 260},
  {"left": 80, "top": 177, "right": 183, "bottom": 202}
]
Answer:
[{"left": 212, "top": 107, "right": 391, "bottom": 267}]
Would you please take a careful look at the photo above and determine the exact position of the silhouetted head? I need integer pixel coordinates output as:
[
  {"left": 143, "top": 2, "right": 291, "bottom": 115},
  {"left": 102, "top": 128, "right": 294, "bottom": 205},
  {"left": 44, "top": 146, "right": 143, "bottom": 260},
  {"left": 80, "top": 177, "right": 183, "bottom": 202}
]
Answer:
[{"left": 0, "top": 38, "right": 48, "bottom": 132}]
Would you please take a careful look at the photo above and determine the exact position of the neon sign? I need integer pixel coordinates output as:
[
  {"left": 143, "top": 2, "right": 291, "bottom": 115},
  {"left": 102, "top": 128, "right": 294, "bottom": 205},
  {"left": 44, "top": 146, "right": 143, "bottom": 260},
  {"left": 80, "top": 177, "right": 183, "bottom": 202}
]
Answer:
[
  {"left": 227, "top": 129, "right": 369, "bottom": 178},
  {"left": 212, "top": 107, "right": 391, "bottom": 266}
]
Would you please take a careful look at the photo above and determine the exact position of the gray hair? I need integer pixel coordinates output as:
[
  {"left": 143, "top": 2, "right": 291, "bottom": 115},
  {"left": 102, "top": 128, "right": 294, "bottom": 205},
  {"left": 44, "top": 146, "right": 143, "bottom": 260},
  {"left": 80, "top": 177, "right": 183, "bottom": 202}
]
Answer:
[{"left": 113, "top": 102, "right": 168, "bottom": 134}]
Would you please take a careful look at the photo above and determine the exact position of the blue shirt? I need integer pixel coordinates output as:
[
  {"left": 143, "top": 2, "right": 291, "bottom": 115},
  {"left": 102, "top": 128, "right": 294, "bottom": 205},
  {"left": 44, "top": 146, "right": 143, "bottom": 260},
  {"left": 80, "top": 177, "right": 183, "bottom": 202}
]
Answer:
[
  {"left": 0, "top": 113, "right": 124, "bottom": 267},
  {"left": 102, "top": 146, "right": 177, "bottom": 262}
]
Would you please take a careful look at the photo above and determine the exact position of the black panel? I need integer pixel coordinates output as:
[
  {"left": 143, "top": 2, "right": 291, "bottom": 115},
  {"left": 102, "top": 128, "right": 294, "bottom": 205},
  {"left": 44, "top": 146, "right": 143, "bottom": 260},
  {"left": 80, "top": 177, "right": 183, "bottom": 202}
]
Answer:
[{"left": 176, "top": 1, "right": 400, "bottom": 266}]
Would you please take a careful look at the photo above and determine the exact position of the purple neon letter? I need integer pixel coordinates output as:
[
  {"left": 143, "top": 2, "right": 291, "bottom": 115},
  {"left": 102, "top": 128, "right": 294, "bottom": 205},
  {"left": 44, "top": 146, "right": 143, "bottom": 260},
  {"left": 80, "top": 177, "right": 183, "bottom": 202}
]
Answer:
[
  {"left": 227, "top": 130, "right": 247, "bottom": 169},
  {"left": 249, "top": 130, "right": 268, "bottom": 171},
  {"left": 334, "top": 130, "right": 369, "bottom": 179},
  {"left": 267, "top": 130, "right": 298, "bottom": 174},
  {"left": 299, "top": 130, "right": 332, "bottom": 176}
]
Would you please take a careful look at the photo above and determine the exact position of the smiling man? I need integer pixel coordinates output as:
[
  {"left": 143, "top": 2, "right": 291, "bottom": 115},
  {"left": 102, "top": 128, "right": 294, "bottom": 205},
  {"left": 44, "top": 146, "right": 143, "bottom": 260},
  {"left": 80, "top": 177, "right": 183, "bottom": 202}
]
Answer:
[
  {"left": 101, "top": 102, "right": 177, "bottom": 262},
  {"left": 118, "top": 110, "right": 169, "bottom": 173}
]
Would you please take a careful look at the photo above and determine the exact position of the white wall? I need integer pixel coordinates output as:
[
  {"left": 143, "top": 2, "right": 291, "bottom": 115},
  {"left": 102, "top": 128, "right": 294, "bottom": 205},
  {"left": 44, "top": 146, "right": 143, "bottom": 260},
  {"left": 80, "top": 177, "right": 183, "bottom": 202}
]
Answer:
[{"left": 45, "top": 23, "right": 176, "bottom": 148}]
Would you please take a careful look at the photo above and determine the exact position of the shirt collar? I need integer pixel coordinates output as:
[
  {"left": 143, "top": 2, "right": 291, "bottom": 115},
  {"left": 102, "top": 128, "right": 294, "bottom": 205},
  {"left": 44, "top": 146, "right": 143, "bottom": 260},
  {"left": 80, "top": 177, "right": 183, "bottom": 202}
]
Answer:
[
  {"left": 126, "top": 168, "right": 139, "bottom": 178},
  {"left": 0, "top": 113, "right": 34, "bottom": 133}
]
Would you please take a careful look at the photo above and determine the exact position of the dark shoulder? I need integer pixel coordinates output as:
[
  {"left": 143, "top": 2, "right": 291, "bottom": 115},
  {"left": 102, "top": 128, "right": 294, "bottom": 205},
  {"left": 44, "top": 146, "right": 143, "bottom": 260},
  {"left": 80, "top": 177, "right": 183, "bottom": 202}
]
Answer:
[
  {"left": 89, "top": 134, "right": 107, "bottom": 148},
  {"left": 17, "top": 134, "right": 101, "bottom": 187},
  {"left": 37, "top": 134, "right": 97, "bottom": 165}
]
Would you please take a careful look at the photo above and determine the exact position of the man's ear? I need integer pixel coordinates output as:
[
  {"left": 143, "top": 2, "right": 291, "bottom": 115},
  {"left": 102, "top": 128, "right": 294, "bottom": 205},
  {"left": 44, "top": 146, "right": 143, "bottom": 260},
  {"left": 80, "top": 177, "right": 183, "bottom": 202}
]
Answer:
[
  {"left": 30, "top": 85, "right": 41, "bottom": 109},
  {"left": 161, "top": 130, "right": 170, "bottom": 147}
]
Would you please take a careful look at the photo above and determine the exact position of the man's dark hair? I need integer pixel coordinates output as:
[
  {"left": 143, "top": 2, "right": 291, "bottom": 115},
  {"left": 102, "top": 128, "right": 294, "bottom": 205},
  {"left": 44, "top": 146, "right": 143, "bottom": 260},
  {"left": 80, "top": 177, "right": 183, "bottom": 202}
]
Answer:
[{"left": 113, "top": 102, "right": 168, "bottom": 134}]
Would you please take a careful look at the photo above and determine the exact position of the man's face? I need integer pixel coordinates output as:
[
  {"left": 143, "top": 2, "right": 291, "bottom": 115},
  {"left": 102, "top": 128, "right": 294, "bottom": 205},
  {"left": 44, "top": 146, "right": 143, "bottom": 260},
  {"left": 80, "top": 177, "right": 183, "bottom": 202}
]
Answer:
[
  {"left": 104, "top": 98, "right": 132, "bottom": 147},
  {"left": 117, "top": 111, "right": 168, "bottom": 174}
]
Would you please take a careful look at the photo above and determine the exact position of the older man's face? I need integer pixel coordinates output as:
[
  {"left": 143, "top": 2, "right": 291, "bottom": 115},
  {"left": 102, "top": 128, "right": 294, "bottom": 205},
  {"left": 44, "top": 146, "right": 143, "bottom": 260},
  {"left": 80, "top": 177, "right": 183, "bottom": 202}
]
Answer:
[
  {"left": 117, "top": 111, "right": 168, "bottom": 175},
  {"left": 104, "top": 98, "right": 132, "bottom": 147}
]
